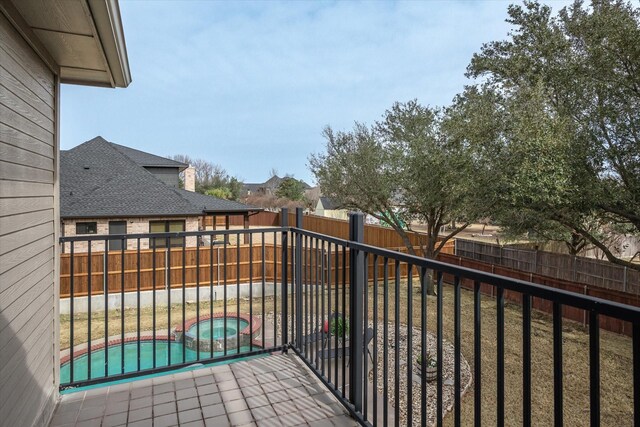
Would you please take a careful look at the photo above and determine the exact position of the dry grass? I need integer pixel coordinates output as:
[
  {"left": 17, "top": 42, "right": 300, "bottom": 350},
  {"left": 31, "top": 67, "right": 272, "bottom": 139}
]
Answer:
[
  {"left": 366, "top": 282, "right": 634, "bottom": 426},
  {"left": 60, "top": 297, "right": 279, "bottom": 350},
  {"left": 60, "top": 281, "right": 634, "bottom": 426}
]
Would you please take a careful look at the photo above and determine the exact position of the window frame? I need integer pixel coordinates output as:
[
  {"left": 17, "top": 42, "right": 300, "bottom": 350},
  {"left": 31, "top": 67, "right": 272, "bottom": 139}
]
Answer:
[
  {"left": 149, "top": 219, "right": 186, "bottom": 248},
  {"left": 108, "top": 221, "right": 127, "bottom": 251},
  {"left": 76, "top": 222, "right": 97, "bottom": 235}
]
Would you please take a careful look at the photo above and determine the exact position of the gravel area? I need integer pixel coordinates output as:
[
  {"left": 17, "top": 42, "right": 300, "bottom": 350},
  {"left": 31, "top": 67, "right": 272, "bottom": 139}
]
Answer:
[
  {"left": 369, "top": 321, "right": 472, "bottom": 426},
  {"left": 264, "top": 312, "right": 472, "bottom": 426}
]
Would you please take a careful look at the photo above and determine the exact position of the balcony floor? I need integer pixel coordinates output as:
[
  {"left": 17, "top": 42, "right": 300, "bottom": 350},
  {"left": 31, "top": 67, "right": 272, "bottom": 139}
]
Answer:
[{"left": 50, "top": 353, "right": 358, "bottom": 427}]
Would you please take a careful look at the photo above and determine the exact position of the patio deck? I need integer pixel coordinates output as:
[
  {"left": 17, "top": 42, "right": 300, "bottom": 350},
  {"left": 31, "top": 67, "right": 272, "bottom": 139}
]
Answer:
[{"left": 49, "top": 353, "right": 358, "bottom": 427}]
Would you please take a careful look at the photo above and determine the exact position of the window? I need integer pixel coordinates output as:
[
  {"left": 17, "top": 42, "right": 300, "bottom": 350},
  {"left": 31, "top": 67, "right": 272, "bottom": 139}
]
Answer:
[
  {"left": 76, "top": 222, "right": 97, "bottom": 235},
  {"left": 149, "top": 220, "right": 185, "bottom": 248},
  {"left": 108, "top": 221, "right": 127, "bottom": 251}
]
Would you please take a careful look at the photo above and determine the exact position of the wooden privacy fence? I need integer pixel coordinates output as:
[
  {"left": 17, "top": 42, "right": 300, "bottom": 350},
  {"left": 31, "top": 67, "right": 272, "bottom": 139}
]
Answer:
[
  {"left": 60, "top": 241, "right": 454, "bottom": 299},
  {"left": 61, "top": 237, "right": 636, "bottom": 336},
  {"left": 455, "top": 238, "right": 640, "bottom": 295},
  {"left": 438, "top": 253, "right": 640, "bottom": 336},
  {"left": 204, "top": 211, "right": 446, "bottom": 250},
  {"left": 60, "top": 244, "right": 290, "bottom": 298}
]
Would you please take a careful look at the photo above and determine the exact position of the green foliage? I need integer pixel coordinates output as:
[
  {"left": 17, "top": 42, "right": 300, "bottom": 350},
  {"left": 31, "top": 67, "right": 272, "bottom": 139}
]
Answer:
[
  {"left": 170, "top": 155, "right": 242, "bottom": 200},
  {"left": 457, "top": 0, "right": 640, "bottom": 269},
  {"left": 310, "top": 100, "right": 483, "bottom": 259},
  {"left": 329, "top": 316, "right": 349, "bottom": 338},
  {"left": 276, "top": 177, "right": 305, "bottom": 201},
  {"left": 205, "top": 187, "right": 233, "bottom": 200}
]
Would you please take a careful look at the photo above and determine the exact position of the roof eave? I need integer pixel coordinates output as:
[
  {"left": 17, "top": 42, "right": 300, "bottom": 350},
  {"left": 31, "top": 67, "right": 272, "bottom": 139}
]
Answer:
[{"left": 86, "top": 0, "right": 131, "bottom": 88}]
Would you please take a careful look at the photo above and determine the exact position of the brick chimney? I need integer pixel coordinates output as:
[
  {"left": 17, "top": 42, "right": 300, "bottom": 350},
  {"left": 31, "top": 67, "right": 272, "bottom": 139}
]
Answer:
[{"left": 184, "top": 166, "right": 196, "bottom": 192}]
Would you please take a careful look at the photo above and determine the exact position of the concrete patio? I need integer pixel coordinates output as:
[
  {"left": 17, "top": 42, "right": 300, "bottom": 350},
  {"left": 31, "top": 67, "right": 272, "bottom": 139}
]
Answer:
[{"left": 49, "top": 353, "right": 358, "bottom": 427}]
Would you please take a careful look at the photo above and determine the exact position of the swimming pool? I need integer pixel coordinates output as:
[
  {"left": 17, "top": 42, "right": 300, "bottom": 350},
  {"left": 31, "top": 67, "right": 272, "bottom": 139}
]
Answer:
[
  {"left": 60, "top": 314, "right": 262, "bottom": 385},
  {"left": 174, "top": 313, "right": 261, "bottom": 352},
  {"left": 60, "top": 339, "right": 252, "bottom": 384}
]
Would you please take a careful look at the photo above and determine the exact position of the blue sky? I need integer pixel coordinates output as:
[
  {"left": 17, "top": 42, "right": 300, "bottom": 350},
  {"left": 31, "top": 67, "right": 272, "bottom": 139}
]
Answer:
[{"left": 61, "top": 0, "right": 572, "bottom": 184}]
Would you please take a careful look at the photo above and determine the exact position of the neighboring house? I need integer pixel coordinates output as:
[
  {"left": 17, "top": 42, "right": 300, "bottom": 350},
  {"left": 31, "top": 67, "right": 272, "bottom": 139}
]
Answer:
[
  {"left": 61, "top": 137, "right": 259, "bottom": 252},
  {"left": 0, "top": 2, "right": 131, "bottom": 426},
  {"left": 315, "top": 196, "right": 349, "bottom": 220},
  {"left": 243, "top": 175, "right": 311, "bottom": 197}
]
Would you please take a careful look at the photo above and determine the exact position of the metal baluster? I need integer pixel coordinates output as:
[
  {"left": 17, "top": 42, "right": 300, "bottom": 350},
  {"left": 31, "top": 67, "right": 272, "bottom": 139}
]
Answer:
[
  {"left": 420, "top": 267, "right": 427, "bottom": 427},
  {"left": 497, "top": 286, "right": 505, "bottom": 427},
  {"left": 120, "top": 239, "right": 125, "bottom": 375},
  {"left": 182, "top": 237, "right": 186, "bottom": 363},
  {"left": 590, "top": 311, "right": 600, "bottom": 427},
  {"left": 152, "top": 238, "right": 157, "bottom": 369},
  {"left": 394, "top": 260, "right": 400, "bottom": 427},
  {"left": 249, "top": 233, "right": 253, "bottom": 352},
  {"left": 224, "top": 236, "right": 228, "bottom": 356},
  {"left": 523, "top": 294, "right": 532, "bottom": 427},
  {"left": 454, "top": 276, "right": 461, "bottom": 427},
  {"left": 137, "top": 238, "right": 141, "bottom": 371},
  {"left": 553, "top": 302, "right": 563, "bottom": 426},
  {"left": 437, "top": 271, "right": 443, "bottom": 427},
  {"left": 383, "top": 257, "right": 389, "bottom": 427},
  {"left": 261, "top": 233, "right": 265, "bottom": 349},
  {"left": 70, "top": 242, "right": 74, "bottom": 383},
  {"left": 474, "top": 281, "right": 482, "bottom": 427},
  {"left": 209, "top": 236, "right": 214, "bottom": 359},
  {"left": 87, "top": 243, "right": 92, "bottom": 381},
  {"left": 236, "top": 234, "right": 240, "bottom": 355}
]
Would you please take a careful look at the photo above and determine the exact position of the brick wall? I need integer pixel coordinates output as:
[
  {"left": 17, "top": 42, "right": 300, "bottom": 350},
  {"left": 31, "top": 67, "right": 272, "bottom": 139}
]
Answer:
[{"left": 62, "top": 216, "right": 199, "bottom": 252}]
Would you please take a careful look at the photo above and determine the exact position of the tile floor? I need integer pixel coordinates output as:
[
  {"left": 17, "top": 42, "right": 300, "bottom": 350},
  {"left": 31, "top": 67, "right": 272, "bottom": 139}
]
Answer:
[{"left": 49, "top": 353, "right": 358, "bottom": 427}]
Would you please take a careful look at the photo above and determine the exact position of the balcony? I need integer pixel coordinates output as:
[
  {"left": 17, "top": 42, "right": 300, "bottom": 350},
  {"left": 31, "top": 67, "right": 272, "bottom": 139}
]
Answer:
[{"left": 54, "top": 209, "right": 640, "bottom": 426}]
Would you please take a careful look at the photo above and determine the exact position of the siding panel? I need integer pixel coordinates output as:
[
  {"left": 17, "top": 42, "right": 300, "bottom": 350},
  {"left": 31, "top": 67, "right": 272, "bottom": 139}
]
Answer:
[
  {"left": 0, "top": 122, "right": 54, "bottom": 157},
  {"left": 0, "top": 13, "right": 57, "bottom": 427},
  {"left": 0, "top": 82, "right": 54, "bottom": 133},
  {"left": 0, "top": 196, "right": 52, "bottom": 217},
  {"left": 0, "top": 63, "right": 54, "bottom": 117},
  {"left": 0, "top": 140, "right": 54, "bottom": 171},
  {"left": 0, "top": 14, "right": 55, "bottom": 97}
]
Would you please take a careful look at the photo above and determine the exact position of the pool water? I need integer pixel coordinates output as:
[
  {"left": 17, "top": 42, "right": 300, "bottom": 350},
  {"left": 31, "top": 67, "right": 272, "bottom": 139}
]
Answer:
[
  {"left": 188, "top": 317, "right": 250, "bottom": 339},
  {"left": 60, "top": 340, "right": 251, "bottom": 384}
]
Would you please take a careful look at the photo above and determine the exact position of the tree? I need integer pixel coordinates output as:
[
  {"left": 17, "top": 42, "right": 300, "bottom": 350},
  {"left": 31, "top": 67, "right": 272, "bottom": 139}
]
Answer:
[
  {"left": 276, "top": 177, "right": 305, "bottom": 201},
  {"left": 169, "top": 155, "right": 242, "bottom": 200},
  {"left": 460, "top": 0, "right": 640, "bottom": 269},
  {"left": 309, "top": 100, "right": 484, "bottom": 294}
]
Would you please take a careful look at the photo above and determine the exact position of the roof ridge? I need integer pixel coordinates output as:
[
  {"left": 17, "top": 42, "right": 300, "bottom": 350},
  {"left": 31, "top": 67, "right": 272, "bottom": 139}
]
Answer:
[{"left": 110, "top": 141, "right": 188, "bottom": 168}]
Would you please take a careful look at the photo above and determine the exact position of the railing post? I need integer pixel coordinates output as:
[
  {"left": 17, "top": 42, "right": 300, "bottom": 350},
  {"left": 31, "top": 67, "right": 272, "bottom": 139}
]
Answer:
[
  {"left": 281, "top": 208, "right": 289, "bottom": 351},
  {"left": 295, "top": 208, "right": 303, "bottom": 351},
  {"left": 349, "top": 212, "right": 365, "bottom": 412}
]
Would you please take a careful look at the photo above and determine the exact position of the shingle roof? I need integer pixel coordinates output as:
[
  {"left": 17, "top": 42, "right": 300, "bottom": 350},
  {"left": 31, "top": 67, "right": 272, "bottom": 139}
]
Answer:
[
  {"left": 243, "top": 175, "right": 312, "bottom": 193},
  {"left": 110, "top": 142, "right": 188, "bottom": 169},
  {"left": 61, "top": 136, "right": 258, "bottom": 218},
  {"left": 319, "top": 196, "right": 340, "bottom": 210}
]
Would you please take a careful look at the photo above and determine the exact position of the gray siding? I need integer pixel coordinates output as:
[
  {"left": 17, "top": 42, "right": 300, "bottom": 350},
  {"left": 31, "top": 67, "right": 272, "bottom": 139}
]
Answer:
[
  {"left": 0, "top": 11, "right": 57, "bottom": 427},
  {"left": 144, "top": 166, "right": 181, "bottom": 188}
]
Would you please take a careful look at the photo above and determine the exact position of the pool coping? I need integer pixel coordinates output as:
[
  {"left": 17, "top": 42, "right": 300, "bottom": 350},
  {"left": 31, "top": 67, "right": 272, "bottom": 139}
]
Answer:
[{"left": 173, "top": 312, "right": 261, "bottom": 338}]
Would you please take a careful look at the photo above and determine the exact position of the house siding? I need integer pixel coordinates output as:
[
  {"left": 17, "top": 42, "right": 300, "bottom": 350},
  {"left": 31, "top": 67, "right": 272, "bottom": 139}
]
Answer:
[
  {"left": 0, "top": 12, "right": 57, "bottom": 427},
  {"left": 62, "top": 216, "right": 200, "bottom": 252}
]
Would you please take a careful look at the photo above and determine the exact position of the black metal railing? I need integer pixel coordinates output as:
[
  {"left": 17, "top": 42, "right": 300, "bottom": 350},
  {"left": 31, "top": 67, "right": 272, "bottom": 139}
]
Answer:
[
  {"left": 59, "top": 214, "right": 294, "bottom": 389},
  {"left": 59, "top": 208, "right": 640, "bottom": 426},
  {"left": 287, "top": 208, "right": 640, "bottom": 427}
]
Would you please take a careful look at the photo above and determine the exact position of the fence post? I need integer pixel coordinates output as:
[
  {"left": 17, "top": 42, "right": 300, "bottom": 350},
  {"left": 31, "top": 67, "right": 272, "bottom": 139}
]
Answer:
[
  {"left": 281, "top": 208, "right": 289, "bottom": 351},
  {"left": 295, "top": 208, "right": 304, "bottom": 351},
  {"left": 348, "top": 212, "right": 365, "bottom": 412},
  {"left": 623, "top": 267, "right": 627, "bottom": 293}
]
